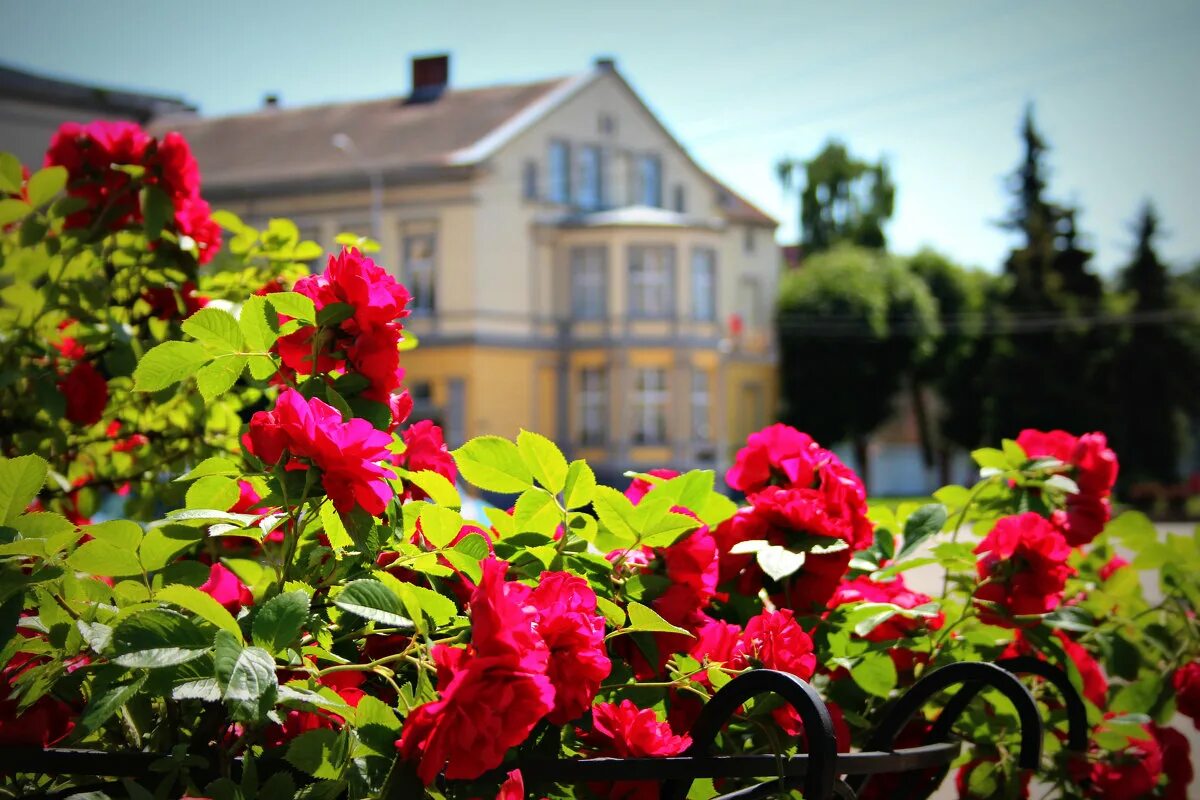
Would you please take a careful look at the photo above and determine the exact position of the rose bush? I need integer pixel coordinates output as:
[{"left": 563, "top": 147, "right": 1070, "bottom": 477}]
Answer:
[{"left": 1, "top": 123, "right": 1199, "bottom": 800}]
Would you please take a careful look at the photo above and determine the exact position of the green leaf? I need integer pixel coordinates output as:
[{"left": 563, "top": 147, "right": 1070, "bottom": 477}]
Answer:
[
  {"left": 0, "top": 198, "right": 30, "bottom": 226},
  {"left": 0, "top": 454, "right": 49, "bottom": 523},
  {"left": 68, "top": 539, "right": 143, "bottom": 577},
  {"left": 623, "top": 601, "right": 692, "bottom": 637},
  {"left": 266, "top": 292, "right": 316, "bottom": 324},
  {"left": 239, "top": 295, "right": 279, "bottom": 352},
  {"left": 591, "top": 485, "right": 639, "bottom": 548},
  {"left": 178, "top": 457, "right": 241, "bottom": 482},
  {"left": 851, "top": 651, "right": 897, "bottom": 697},
  {"left": 971, "top": 447, "right": 1008, "bottom": 471},
  {"left": 316, "top": 302, "right": 355, "bottom": 327},
  {"left": 214, "top": 629, "right": 277, "bottom": 702},
  {"left": 183, "top": 307, "right": 246, "bottom": 353},
  {"left": 88, "top": 520, "right": 143, "bottom": 550},
  {"left": 157, "top": 584, "right": 243, "bottom": 639},
  {"left": 139, "top": 525, "right": 206, "bottom": 571},
  {"left": 755, "top": 545, "right": 807, "bottom": 582},
  {"left": 133, "top": 341, "right": 211, "bottom": 392},
  {"left": 196, "top": 356, "right": 247, "bottom": 403},
  {"left": 187, "top": 476, "right": 241, "bottom": 512},
  {"left": 452, "top": 436, "right": 534, "bottom": 493},
  {"left": 393, "top": 581, "right": 458, "bottom": 631},
  {"left": 453, "top": 532, "right": 490, "bottom": 561},
  {"left": 140, "top": 184, "right": 172, "bottom": 240},
  {"left": 0, "top": 152, "right": 21, "bottom": 194},
  {"left": 403, "top": 470, "right": 460, "bottom": 508},
  {"left": 517, "top": 429, "right": 569, "bottom": 494},
  {"left": 253, "top": 590, "right": 310, "bottom": 654},
  {"left": 320, "top": 502, "right": 354, "bottom": 552},
  {"left": 334, "top": 580, "right": 414, "bottom": 629},
  {"left": 286, "top": 728, "right": 349, "bottom": 780},
  {"left": 26, "top": 166, "right": 67, "bottom": 208},
  {"left": 513, "top": 489, "right": 560, "bottom": 535},
  {"left": 563, "top": 459, "right": 597, "bottom": 509},
  {"left": 898, "top": 504, "right": 947, "bottom": 559},
  {"left": 595, "top": 596, "right": 626, "bottom": 628},
  {"left": 1001, "top": 438, "right": 1027, "bottom": 466},
  {"left": 416, "top": 504, "right": 463, "bottom": 549},
  {"left": 111, "top": 608, "right": 210, "bottom": 668},
  {"left": 77, "top": 675, "right": 148, "bottom": 735}
]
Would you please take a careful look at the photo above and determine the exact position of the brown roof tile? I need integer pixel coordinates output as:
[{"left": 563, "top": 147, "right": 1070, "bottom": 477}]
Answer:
[{"left": 149, "top": 78, "right": 570, "bottom": 191}]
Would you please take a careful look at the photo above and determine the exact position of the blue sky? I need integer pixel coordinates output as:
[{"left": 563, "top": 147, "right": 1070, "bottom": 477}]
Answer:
[{"left": 4, "top": 0, "right": 1197, "bottom": 274}]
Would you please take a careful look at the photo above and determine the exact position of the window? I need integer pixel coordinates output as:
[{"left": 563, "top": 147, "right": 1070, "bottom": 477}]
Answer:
[
  {"left": 404, "top": 233, "right": 436, "bottom": 313},
  {"left": 628, "top": 246, "right": 674, "bottom": 319},
  {"left": 548, "top": 140, "right": 570, "bottom": 204},
  {"left": 673, "top": 184, "right": 686, "bottom": 213},
  {"left": 522, "top": 160, "right": 538, "bottom": 200},
  {"left": 738, "top": 276, "right": 763, "bottom": 328},
  {"left": 632, "top": 368, "right": 668, "bottom": 445},
  {"left": 598, "top": 113, "right": 616, "bottom": 136},
  {"left": 570, "top": 247, "right": 607, "bottom": 320},
  {"left": 576, "top": 145, "right": 603, "bottom": 210},
  {"left": 579, "top": 368, "right": 608, "bottom": 446},
  {"left": 743, "top": 226, "right": 756, "bottom": 253},
  {"left": 636, "top": 153, "right": 662, "bottom": 207},
  {"left": 690, "top": 248, "right": 717, "bottom": 321},
  {"left": 446, "top": 378, "right": 465, "bottom": 447},
  {"left": 691, "top": 370, "right": 711, "bottom": 441}
]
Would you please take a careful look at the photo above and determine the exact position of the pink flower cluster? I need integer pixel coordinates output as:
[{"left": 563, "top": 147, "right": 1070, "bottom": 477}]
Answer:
[
  {"left": 243, "top": 388, "right": 396, "bottom": 516},
  {"left": 275, "top": 247, "right": 412, "bottom": 420},
  {"left": 397, "top": 559, "right": 610, "bottom": 784},
  {"left": 1016, "top": 428, "right": 1119, "bottom": 546},
  {"left": 45, "top": 121, "right": 220, "bottom": 262},
  {"left": 719, "top": 424, "right": 874, "bottom": 611}
]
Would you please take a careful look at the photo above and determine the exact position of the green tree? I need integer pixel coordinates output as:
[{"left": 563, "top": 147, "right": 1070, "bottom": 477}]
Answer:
[
  {"left": 777, "top": 140, "right": 895, "bottom": 254},
  {"left": 907, "top": 249, "right": 998, "bottom": 482},
  {"left": 776, "top": 245, "right": 938, "bottom": 487},
  {"left": 985, "top": 106, "right": 1112, "bottom": 440},
  {"left": 1112, "top": 203, "right": 1199, "bottom": 484}
]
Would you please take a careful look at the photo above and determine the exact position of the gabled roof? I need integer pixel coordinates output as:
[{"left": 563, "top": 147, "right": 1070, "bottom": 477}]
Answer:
[
  {"left": 0, "top": 61, "right": 194, "bottom": 121},
  {"left": 150, "top": 77, "right": 577, "bottom": 194},
  {"left": 149, "top": 63, "right": 776, "bottom": 228}
]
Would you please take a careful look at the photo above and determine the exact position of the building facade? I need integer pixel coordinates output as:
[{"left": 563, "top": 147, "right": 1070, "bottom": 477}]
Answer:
[{"left": 152, "top": 56, "right": 780, "bottom": 482}]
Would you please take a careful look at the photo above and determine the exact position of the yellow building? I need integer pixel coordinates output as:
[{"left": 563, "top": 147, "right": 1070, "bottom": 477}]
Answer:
[{"left": 156, "top": 56, "right": 779, "bottom": 481}]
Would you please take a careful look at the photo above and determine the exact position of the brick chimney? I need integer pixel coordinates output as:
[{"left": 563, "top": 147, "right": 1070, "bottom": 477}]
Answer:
[{"left": 409, "top": 54, "right": 449, "bottom": 103}]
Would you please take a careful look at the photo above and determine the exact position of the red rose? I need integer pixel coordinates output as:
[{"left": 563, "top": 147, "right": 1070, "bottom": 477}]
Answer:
[
  {"left": 243, "top": 389, "right": 396, "bottom": 516},
  {"left": 472, "top": 769, "right": 524, "bottom": 800},
  {"left": 578, "top": 700, "right": 691, "bottom": 800},
  {"left": 1098, "top": 554, "right": 1130, "bottom": 582},
  {"left": 142, "top": 281, "right": 208, "bottom": 320},
  {"left": 974, "top": 512, "right": 1075, "bottom": 625},
  {"left": 829, "top": 575, "right": 944, "bottom": 641},
  {"left": 623, "top": 468, "right": 681, "bottom": 503},
  {"left": 261, "top": 671, "right": 365, "bottom": 747},
  {"left": 1016, "top": 428, "right": 1118, "bottom": 546},
  {"left": 344, "top": 323, "right": 405, "bottom": 401},
  {"left": 1054, "top": 631, "right": 1107, "bottom": 707},
  {"left": 323, "top": 247, "right": 412, "bottom": 328},
  {"left": 397, "top": 645, "right": 554, "bottom": 784},
  {"left": 0, "top": 650, "right": 76, "bottom": 747},
  {"left": 528, "top": 572, "right": 610, "bottom": 724},
  {"left": 394, "top": 420, "right": 457, "bottom": 500},
  {"left": 198, "top": 563, "right": 253, "bottom": 614},
  {"left": 59, "top": 360, "right": 108, "bottom": 425},
  {"left": 1172, "top": 661, "right": 1200, "bottom": 729},
  {"left": 731, "top": 609, "right": 816, "bottom": 680},
  {"left": 725, "top": 423, "right": 819, "bottom": 493},
  {"left": 1080, "top": 721, "right": 1163, "bottom": 799},
  {"left": 1152, "top": 723, "right": 1194, "bottom": 800}
]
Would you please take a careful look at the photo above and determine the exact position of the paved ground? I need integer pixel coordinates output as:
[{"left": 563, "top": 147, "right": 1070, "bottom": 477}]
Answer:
[{"left": 903, "top": 521, "right": 1198, "bottom": 799}]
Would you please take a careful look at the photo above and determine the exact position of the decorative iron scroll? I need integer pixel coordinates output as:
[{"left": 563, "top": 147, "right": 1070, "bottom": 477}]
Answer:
[{"left": 0, "top": 659, "right": 1087, "bottom": 800}]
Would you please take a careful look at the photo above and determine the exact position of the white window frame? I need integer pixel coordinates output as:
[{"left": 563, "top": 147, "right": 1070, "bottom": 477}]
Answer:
[
  {"left": 691, "top": 369, "right": 711, "bottom": 442},
  {"left": 628, "top": 246, "right": 674, "bottom": 319},
  {"left": 579, "top": 367, "right": 608, "bottom": 446},
  {"left": 636, "top": 153, "right": 663, "bottom": 207},
  {"left": 570, "top": 246, "right": 607, "bottom": 320},
  {"left": 690, "top": 248, "right": 717, "bottom": 322},
  {"left": 403, "top": 231, "right": 437, "bottom": 314},
  {"left": 632, "top": 368, "right": 669, "bottom": 445},
  {"left": 576, "top": 144, "right": 603, "bottom": 210},
  {"left": 548, "top": 140, "right": 571, "bottom": 204}
]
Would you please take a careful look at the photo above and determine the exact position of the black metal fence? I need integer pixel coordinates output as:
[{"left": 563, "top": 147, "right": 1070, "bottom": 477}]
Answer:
[{"left": 0, "top": 658, "right": 1087, "bottom": 800}]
